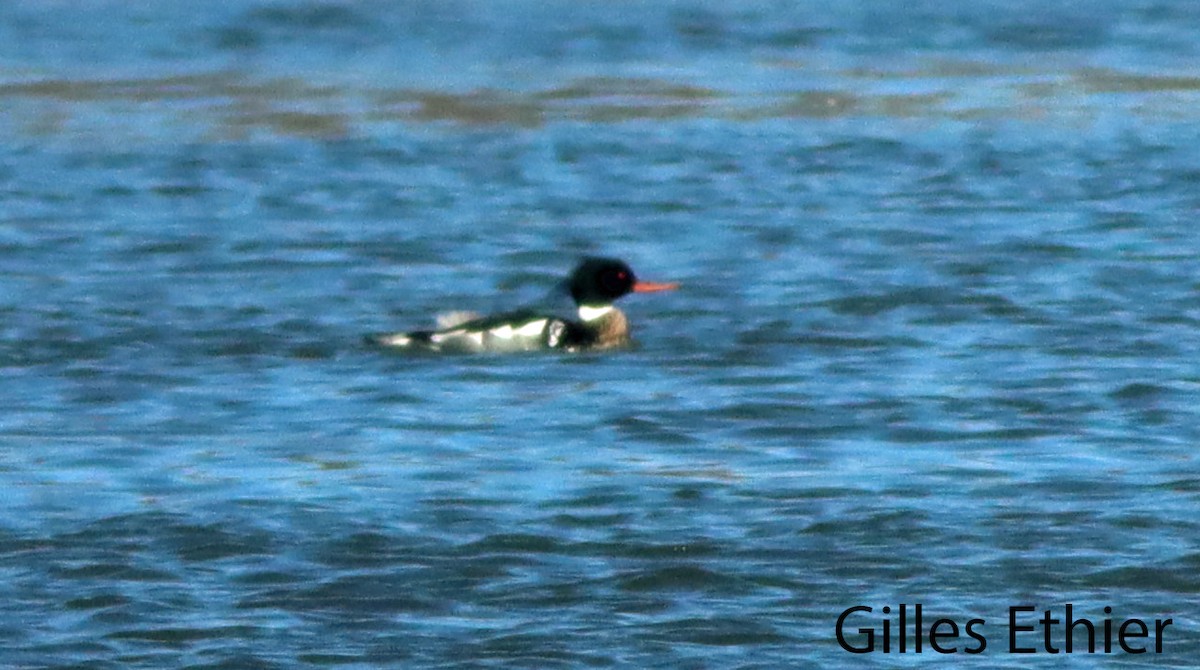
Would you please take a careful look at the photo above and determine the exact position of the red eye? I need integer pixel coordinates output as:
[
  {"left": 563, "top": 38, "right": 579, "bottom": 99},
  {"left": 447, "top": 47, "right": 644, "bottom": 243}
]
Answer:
[{"left": 617, "top": 271, "right": 627, "bottom": 280}]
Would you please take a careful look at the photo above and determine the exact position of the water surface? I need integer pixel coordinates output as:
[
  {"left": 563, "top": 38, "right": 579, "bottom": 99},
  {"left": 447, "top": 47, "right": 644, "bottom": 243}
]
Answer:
[{"left": 3, "top": 1, "right": 1200, "bottom": 667}]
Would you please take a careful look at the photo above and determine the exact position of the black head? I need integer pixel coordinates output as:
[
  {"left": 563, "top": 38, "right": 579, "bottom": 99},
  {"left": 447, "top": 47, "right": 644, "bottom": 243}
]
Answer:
[
  {"left": 568, "top": 257, "right": 679, "bottom": 307},
  {"left": 569, "top": 257, "right": 637, "bottom": 306}
]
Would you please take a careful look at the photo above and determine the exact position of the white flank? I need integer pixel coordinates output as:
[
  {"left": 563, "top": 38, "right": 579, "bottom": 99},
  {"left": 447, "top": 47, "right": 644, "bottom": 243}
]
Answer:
[
  {"left": 381, "top": 334, "right": 410, "bottom": 346},
  {"left": 430, "top": 329, "right": 483, "bottom": 348},
  {"left": 578, "top": 305, "right": 613, "bottom": 322},
  {"left": 516, "top": 319, "right": 547, "bottom": 337},
  {"left": 490, "top": 320, "right": 546, "bottom": 340}
]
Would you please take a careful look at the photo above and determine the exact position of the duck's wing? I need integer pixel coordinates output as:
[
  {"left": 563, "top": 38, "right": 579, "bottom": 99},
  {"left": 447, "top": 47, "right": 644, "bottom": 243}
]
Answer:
[{"left": 368, "top": 309, "right": 572, "bottom": 353}]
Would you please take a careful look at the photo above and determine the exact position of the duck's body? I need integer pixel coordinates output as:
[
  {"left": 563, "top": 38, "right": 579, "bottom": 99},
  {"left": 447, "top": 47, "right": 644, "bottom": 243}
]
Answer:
[{"left": 366, "top": 257, "right": 676, "bottom": 354}]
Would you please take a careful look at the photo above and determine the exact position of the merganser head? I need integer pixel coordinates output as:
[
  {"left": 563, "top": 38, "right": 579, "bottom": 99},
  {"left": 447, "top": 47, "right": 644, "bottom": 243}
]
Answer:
[{"left": 568, "top": 257, "right": 679, "bottom": 308}]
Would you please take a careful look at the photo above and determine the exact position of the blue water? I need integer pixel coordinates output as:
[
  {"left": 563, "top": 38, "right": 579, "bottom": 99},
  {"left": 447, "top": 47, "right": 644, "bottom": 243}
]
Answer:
[{"left": 3, "top": 1, "right": 1200, "bottom": 667}]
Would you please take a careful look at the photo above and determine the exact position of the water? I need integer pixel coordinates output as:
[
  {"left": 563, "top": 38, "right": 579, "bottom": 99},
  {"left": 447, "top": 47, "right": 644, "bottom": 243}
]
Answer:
[{"left": 3, "top": 1, "right": 1200, "bottom": 667}]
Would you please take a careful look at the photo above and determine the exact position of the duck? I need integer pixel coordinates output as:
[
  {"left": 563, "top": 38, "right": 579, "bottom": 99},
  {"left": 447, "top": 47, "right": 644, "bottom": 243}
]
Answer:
[{"left": 366, "top": 257, "right": 678, "bottom": 353}]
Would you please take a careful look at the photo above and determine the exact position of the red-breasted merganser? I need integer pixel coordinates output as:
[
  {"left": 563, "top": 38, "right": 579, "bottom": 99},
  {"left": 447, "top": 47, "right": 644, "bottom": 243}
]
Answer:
[{"left": 366, "top": 257, "right": 678, "bottom": 353}]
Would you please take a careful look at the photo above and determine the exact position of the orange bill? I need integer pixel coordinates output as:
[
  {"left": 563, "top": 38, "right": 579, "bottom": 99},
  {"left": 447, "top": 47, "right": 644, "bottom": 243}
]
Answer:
[{"left": 632, "top": 281, "right": 680, "bottom": 293}]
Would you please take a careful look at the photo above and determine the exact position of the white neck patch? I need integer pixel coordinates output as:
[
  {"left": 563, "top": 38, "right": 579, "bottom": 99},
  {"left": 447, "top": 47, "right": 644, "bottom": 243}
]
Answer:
[{"left": 578, "top": 305, "right": 614, "bottom": 322}]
